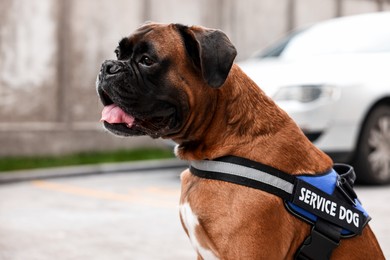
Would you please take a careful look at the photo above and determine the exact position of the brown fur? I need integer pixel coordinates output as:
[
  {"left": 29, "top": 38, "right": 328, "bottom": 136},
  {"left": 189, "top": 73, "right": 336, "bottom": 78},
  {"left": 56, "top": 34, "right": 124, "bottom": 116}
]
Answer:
[
  {"left": 101, "top": 23, "right": 384, "bottom": 259},
  {"left": 174, "top": 64, "right": 384, "bottom": 259}
]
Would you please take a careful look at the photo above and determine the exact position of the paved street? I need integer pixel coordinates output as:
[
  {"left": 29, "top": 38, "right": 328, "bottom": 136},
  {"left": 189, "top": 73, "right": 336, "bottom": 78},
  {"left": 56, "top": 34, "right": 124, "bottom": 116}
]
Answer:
[{"left": 0, "top": 168, "right": 389, "bottom": 259}]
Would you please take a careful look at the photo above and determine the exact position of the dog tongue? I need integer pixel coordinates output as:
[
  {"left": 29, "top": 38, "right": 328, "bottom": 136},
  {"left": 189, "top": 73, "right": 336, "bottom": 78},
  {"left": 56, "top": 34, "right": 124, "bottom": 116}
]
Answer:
[{"left": 101, "top": 104, "right": 135, "bottom": 127}]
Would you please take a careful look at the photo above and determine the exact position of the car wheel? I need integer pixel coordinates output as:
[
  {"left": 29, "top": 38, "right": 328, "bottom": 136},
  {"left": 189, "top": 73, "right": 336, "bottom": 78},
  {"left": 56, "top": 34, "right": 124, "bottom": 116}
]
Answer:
[{"left": 354, "top": 104, "right": 390, "bottom": 184}]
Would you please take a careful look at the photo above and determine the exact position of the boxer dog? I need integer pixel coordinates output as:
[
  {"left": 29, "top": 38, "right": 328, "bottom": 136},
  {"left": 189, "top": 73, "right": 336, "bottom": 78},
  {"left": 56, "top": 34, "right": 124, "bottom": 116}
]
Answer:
[{"left": 96, "top": 22, "right": 384, "bottom": 259}]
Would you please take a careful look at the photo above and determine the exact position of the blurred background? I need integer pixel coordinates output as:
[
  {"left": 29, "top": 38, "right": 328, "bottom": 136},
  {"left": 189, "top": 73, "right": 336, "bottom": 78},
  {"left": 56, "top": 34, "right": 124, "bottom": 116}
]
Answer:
[
  {"left": 1, "top": 1, "right": 390, "bottom": 259},
  {"left": 1, "top": 0, "right": 389, "bottom": 157}
]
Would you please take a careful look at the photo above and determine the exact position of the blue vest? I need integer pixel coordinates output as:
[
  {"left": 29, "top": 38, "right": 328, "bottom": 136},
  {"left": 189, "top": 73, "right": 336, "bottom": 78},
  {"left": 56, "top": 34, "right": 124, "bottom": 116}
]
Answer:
[{"left": 286, "top": 169, "right": 369, "bottom": 236}]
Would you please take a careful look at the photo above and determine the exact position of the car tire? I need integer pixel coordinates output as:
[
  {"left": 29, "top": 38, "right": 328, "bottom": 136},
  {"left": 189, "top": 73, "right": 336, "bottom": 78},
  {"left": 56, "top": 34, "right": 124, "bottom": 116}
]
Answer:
[{"left": 354, "top": 104, "right": 390, "bottom": 184}]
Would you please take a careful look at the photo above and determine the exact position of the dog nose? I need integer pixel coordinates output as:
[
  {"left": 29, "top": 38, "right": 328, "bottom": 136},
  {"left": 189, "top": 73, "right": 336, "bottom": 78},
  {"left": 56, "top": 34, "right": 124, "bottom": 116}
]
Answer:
[{"left": 103, "top": 61, "right": 123, "bottom": 75}]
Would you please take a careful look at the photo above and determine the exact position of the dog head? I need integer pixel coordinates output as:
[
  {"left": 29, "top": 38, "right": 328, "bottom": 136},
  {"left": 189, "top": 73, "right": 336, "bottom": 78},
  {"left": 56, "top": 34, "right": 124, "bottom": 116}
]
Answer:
[{"left": 96, "top": 22, "right": 237, "bottom": 138}]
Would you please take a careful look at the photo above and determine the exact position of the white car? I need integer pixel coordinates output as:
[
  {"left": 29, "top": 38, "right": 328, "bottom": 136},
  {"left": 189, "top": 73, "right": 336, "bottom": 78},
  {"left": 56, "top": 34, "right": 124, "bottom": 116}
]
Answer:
[{"left": 239, "top": 12, "right": 390, "bottom": 184}]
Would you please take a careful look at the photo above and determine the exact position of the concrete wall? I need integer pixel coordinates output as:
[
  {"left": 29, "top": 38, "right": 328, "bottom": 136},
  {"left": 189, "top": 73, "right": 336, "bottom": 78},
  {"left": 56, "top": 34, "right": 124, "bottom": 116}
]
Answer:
[{"left": 0, "top": 0, "right": 385, "bottom": 156}]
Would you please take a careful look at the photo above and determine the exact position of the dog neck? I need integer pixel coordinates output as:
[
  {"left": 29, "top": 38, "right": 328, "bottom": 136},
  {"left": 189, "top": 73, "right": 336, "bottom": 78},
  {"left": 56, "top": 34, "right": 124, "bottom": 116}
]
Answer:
[{"left": 174, "top": 65, "right": 333, "bottom": 175}]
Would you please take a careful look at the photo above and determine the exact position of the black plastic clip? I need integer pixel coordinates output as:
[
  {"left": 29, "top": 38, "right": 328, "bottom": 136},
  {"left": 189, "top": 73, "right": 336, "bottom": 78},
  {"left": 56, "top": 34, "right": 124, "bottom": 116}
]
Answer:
[
  {"left": 295, "top": 221, "right": 341, "bottom": 260},
  {"left": 336, "top": 176, "right": 358, "bottom": 206},
  {"left": 334, "top": 163, "right": 359, "bottom": 206}
]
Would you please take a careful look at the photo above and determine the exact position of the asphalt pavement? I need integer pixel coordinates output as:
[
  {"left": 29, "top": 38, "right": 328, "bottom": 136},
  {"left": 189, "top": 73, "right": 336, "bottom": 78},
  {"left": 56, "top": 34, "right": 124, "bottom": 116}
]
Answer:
[{"left": 0, "top": 161, "right": 389, "bottom": 259}]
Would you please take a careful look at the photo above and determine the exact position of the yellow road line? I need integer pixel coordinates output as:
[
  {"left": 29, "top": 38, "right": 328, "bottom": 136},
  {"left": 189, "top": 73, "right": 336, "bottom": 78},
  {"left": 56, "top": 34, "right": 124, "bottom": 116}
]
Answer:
[
  {"left": 146, "top": 186, "right": 181, "bottom": 196},
  {"left": 31, "top": 180, "right": 178, "bottom": 209}
]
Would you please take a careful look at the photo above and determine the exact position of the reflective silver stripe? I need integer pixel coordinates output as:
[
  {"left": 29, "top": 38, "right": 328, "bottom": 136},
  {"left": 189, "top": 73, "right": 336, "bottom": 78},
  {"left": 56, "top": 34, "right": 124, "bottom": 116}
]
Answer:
[{"left": 190, "top": 160, "right": 294, "bottom": 194}]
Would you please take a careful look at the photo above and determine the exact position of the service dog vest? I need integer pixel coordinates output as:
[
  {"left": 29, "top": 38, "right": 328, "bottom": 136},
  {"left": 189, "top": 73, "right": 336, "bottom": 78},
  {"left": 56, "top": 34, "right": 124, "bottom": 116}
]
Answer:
[{"left": 189, "top": 156, "right": 371, "bottom": 260}]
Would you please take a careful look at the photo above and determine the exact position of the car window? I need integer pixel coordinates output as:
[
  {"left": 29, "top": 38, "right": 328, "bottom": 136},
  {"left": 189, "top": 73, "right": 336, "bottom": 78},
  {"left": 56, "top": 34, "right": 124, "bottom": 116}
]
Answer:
[
  {"left": 259, "top": 14, "right": 390, "bottom": 59},
  {"left": 258, "top": 30, "right": 304, "bottom": 58}
]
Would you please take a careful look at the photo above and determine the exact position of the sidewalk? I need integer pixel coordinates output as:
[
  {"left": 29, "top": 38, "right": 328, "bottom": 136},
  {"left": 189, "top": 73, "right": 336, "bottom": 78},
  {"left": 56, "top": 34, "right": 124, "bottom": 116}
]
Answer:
[
  {"left": 0, "top": 164, "right": 195, "bottom": 260},
  {"left": 0, "top": 158, "right": 188, "bottom": 184}
]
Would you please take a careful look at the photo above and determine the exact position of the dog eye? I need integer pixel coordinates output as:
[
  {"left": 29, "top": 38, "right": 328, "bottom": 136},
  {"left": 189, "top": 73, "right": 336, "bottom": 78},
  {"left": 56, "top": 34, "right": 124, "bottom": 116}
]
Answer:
[{"left": 139, "top": 56, "right": 154, "bottom": 66}]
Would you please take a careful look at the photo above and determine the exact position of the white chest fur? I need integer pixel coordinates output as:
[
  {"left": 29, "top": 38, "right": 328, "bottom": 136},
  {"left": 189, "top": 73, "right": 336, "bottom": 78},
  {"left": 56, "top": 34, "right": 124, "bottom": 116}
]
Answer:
[{"left": 179, "top": 202, "right": 219, "bottom": 260}]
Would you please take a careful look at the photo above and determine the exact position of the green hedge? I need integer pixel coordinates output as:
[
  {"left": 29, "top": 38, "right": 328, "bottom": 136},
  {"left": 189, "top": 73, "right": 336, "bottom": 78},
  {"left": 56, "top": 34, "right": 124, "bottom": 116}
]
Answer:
[{"left": 0, "top": 148, "right": 175, "bottom": 172}]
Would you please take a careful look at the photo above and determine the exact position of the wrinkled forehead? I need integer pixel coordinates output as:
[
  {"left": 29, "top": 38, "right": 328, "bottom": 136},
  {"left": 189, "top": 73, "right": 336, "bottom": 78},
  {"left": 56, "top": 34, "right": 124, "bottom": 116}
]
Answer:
[{"left": 120, "top": 23, "right": 184, "bottom": 57}]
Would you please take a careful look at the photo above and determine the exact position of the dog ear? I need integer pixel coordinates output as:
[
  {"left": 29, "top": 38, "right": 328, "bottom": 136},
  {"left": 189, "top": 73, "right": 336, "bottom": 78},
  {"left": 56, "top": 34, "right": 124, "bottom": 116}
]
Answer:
[{"left": 175, "top": 24, "right": 237, "bottom": 88}]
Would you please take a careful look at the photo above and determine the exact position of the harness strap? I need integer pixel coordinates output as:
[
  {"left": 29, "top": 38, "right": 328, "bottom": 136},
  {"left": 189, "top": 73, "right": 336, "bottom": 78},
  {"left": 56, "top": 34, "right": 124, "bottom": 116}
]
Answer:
[
  {"left": 189, "top": 155, "right": 371, "bottom": 260},
  {"left": 190, "top": 156, "right": 296, "bottom": 201}
]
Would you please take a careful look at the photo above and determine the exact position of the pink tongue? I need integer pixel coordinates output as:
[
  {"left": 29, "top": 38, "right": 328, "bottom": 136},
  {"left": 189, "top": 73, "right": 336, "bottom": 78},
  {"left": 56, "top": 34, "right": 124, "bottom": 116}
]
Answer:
[{"left": 101, "top": 104, "right": 135, "bottom": 127}]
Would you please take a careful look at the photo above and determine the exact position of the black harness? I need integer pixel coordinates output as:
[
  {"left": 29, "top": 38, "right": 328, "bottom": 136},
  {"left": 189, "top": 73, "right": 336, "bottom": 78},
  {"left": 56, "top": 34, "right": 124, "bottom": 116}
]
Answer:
[{"left": 189, "top": 156, "right": 370, "bottom": 260}]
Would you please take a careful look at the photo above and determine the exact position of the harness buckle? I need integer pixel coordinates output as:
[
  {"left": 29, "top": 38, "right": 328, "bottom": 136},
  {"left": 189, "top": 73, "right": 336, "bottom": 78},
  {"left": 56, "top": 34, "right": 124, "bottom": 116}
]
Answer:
[{"left": 295, "top": 225, "right": 340, "bottom": 260}]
